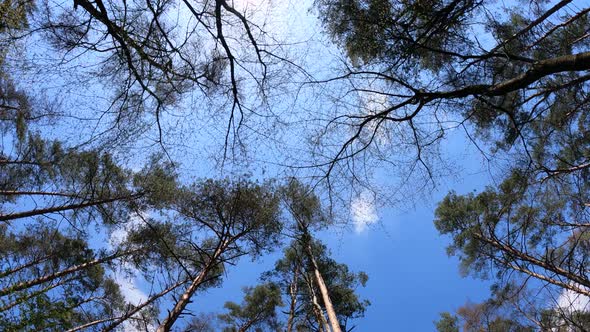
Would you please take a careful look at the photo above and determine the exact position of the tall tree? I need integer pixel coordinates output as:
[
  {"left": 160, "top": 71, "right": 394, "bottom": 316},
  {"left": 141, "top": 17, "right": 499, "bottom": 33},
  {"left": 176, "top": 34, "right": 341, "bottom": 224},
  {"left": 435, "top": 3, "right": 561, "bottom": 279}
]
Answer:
[
  {"left": 281, "top": 179, "right": 343, "bottom": 332},
  {"left": 311, "top": 0, "right": 590, "bottom": 185},
  {"left": 313, "top": 0, "right": 590, "bottom": 327},
  {"left": 263, "top": 239, "right": 369, "bottom": 332},
  {"left": 219, "top": 282, "right": 284, "bottom": 332},
  {"left": 154, "top": 178, "right": 283, "bottom": 331}
]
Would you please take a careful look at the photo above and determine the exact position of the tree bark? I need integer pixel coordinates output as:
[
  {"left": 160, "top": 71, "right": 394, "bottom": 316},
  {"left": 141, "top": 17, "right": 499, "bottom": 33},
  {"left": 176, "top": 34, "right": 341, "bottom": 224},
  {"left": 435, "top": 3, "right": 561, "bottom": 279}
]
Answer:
[
  {"left": 0, "top": 190, "right": 82, "bottom": 198},
  {"left": 65, "top": 278, "right": 188, "bottom": 332},
  {"left": 0, "top": 276, "right": 73, "bottom": 312},
  {"left": 474, "top": 232, "right": 590, "bottom": 291},
  {"left": 0, "top": 256, "right": 50, "bottom": 278},
  {"left": 156, "top": 240, "right": 227, "bottom": 332},
  {"left": 423, "top": 51, "right": 590, "bottom": 100},
  {"left": 305, "top": 243, "right": 341, "bottom": 332},
  {"left": 286, "top": 266, "right": 299, "bottom": 332},
  {"left": 0, "top": 159, "right": 51, "bottom": 167},
  {"left": 99, "top": 278, "right": 189, "bottom": 332},
  {"left": 306, "top": 273, "right": 330, "bottom": 332}
]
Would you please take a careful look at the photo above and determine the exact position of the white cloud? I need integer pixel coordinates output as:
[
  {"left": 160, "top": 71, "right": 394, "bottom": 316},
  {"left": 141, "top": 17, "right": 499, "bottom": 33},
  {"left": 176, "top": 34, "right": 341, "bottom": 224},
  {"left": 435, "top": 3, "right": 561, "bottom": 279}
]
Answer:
[
  {"left": 350, "top": 190, "right": 379, "bottom": 233},
  {"left": 108, "top": 212, "right": 149, "bottom": 305},
  {"left": 113, "top": 272, "right": 148, "bottom": 305}
]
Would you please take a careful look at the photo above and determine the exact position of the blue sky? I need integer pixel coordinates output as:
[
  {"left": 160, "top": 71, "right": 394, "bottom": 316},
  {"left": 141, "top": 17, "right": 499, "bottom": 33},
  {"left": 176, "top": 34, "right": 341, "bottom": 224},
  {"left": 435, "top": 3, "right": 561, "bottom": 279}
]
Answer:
[
  {"left": 186, "top": 130, "right": 496, "bottom": 331},
  {"left": 6, "top": 0, "right": 513, "bottom": 329}
]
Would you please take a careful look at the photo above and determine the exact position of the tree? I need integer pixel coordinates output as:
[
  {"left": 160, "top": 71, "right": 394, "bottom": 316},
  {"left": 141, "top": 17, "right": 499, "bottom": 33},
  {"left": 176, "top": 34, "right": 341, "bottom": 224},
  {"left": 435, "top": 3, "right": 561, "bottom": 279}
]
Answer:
[
  {"left": 280, "top": 180, "right": 344, "bottom": 332},
  {"left": 154, "top": 178, "right": 283, "bottom": 331},
  {"left": 3, "top": 24, "right": 286, "bottom": 327},
  {"left": 2, "top": 82, "right": 285, "bottom": 330},
  {"left": 219, "top": 283, "right": 284, "bottom": 332},
  {"left": 434, "top": 169, "right": 590, "bottom": 327},
  {"left": 435, "top": 312, "right": 459, "bottom": 332},
  {"left": 311, "top": 0, "right": 590, "bottom": 185},
  {"left": 0, "top": 226, "right": 126, "bottom": 331},
  {"left": 1, "top": 53, "right": 161, "bottom": 329},
  {"left": 312, "top": 0, "right": 590, "bottom": 328},
  {"left": 263, "top": 239, "right": 369, "bottom": 332},
  {"left": 28, "top": 0, "right": 293, "bottom": 154}
]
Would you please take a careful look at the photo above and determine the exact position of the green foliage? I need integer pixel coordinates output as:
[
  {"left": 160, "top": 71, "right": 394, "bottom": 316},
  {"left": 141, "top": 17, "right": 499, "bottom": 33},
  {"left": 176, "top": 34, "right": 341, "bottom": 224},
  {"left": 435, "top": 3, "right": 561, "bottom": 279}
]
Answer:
[
  {"left": 435, "top": 312, "right": 459, "bottom": 332},
  {"left": 0, "top": 75, "right": 31, "bottom": 142},
  {"left": 132, "top": 154, "right": 178, "bottom": 209},
  {"left": 315, "top": 0, "right": 481, "bottom": 68},
  {"left": 219, "top": 283, "right": 284, "bottom": 332},
  {"left": 435, "top": 165, "right": 590, "bottom": 283},
  {"left": 263, "top": 239, "right": 370, "bottom": 331},
  {"left": 0, "top": 227, "right": 125, "bottom": 331},
  {"left": 280, "top": 178, "right": 328, "bottom": 231},
  {"left": 436, "top": 168, "right": 590, "bottom": 327},
  {"left": 178, "top": 178, "right": 283, "bottom": 257},
  {"left": 0, "top": 0, "right": 33, "bottom": 33}
]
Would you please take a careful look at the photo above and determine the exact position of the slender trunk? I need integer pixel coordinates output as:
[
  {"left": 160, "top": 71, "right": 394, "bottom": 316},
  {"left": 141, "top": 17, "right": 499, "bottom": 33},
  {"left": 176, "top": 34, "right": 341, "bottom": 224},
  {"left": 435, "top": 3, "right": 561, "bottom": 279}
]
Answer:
[
  {"left": 286, "top": 266, "right": 299, "bottom": 332},
  {"left": 156, "top": 240, "right": 227, "bottom": 332},
  {"left": 306, "top": 273, "right": 330, "bottom": 332},
  {"left": 0, "top": 193, "right": 142, "bottom": 222},
  {"left": 305, "top": 243, "right": 341, "bottom": 332},
  {"left": 66, "top": 317, "right": 114, "bottom": 332},
  {"left": 66, "top": 279, "right": 188, "bottom": 332},
  {"left": 475, "top": 233, "right": 590, "bottom": 290},
  {"left": 238, "top": 313, "right": 262, "bottom": 332},
  {"left": 506, "top": 261, "right": 590, "bottom": 297},
  {"left": 238, "top": 323, "right": 252, "bottom": 332},
  {"left": 0, "top": 250, "right": 131, "bottom": 297},
  {"left": 313, "top": 293, "right": 330, "bottom": 332},
  {"left": 99, "top": 279, "right": 189, "bottom": 332}
]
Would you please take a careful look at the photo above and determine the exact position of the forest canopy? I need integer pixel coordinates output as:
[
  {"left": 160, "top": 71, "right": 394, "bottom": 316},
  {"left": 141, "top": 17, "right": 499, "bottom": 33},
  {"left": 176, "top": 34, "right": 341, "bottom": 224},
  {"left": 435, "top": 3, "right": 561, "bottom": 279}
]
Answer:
[{"left": 1, "top": 0, "right": 589, "bottom": 330}]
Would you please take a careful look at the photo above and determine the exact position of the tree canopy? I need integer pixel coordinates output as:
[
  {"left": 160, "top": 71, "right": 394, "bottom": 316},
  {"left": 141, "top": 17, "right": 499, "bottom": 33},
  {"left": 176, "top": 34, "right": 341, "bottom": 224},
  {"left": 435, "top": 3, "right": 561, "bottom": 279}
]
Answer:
[{"left": 1, "top": 0, "right": 590, "bottom": 330}]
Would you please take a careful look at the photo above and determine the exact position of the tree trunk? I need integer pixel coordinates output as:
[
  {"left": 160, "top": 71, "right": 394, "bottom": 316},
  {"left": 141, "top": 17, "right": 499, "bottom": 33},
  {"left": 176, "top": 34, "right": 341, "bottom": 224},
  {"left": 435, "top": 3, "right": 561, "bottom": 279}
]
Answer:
[
  {"left": 0, "top": 190, "right": 82, "bottom": 198},
  {"left": 312, "top": 293, "right": 330, "bottom": 332},
  {"left": 99, "top": 279, "right": 189, "bottom": 332},
  {"left": 156, "top": 240, "right": 227, "bottom": 332},
  {"left": 0, "top": 276, "right": 74, "bottom": 312},
  {"left": 305, "top": 243, "right": 341, "bottom": 332},
  {"left": 306, "top": 273, "right": 330, "bottom": 332},
  {"left": 0, "top": 256, "right": 50, "bottom": 278},
  {"left": 286, "top": 266, "right": 299, "bottom": 332},
  {"left": 474, "top": 232, "right": 590, "bottom": 292}
]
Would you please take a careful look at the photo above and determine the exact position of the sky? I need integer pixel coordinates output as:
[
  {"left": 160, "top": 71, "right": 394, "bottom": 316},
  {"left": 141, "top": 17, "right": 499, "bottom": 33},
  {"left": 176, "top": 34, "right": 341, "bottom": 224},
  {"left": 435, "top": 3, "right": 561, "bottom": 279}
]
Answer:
[
  {"left": 12, "top": 0, "right": 590, "bottom": 330},
  {"left": 175, "top": 124, "right": 497, "bottom": 331},
  {"left": 177, "top": 3, "right": 495, "bottom": 328},
  {"left": 93, "top": 0, "right": 496, "bottom": 330}
]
